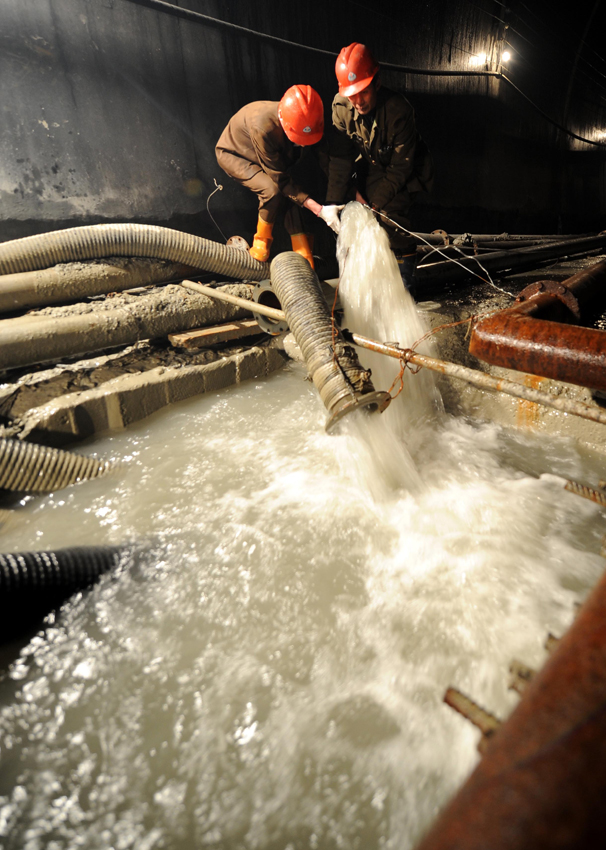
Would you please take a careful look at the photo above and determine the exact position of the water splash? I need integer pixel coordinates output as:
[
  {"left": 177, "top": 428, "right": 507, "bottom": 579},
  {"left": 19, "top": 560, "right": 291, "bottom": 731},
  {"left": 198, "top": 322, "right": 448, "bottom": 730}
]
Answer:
[
  {"left": 0, "top": 371, "right": 603, "bottom": 850},
  {"left": 335, "top": 203, "right": 442, "bottom": 496}
]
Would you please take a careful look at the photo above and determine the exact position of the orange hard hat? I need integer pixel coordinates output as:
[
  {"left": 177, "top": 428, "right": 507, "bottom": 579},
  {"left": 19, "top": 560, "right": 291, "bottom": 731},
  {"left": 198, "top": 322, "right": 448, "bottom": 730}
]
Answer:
[
  {"left": 335, "top": 43, "right": 379, "bottom": 97},
  {"left": 278, "top": 85, "right": 324, "bottom": 146}
]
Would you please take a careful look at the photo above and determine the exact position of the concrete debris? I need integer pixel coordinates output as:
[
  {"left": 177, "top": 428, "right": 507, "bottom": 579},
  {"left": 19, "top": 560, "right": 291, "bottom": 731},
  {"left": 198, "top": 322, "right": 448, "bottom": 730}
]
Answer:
[{"left": 0, "top": 336, "right": 287, "bottom": 445}]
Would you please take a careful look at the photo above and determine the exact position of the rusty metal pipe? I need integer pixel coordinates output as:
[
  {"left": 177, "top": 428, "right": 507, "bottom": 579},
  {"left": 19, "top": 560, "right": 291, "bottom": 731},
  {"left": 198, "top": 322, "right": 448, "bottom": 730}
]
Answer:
[
  {"left": 415, "top": 567, "right": 606, "bottom": 850},
  {"left": 345, "top": 332, "right": 606, "bottom": 427},
  {"left": 469, "top": 260, "right": 606, "bottom": 391}
]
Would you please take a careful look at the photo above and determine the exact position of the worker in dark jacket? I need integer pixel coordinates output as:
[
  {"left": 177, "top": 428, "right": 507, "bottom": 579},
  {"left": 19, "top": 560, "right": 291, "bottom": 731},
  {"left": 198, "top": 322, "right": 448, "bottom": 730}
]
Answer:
[
  {"left": 216, "top": 85, "right": 342, "bottom": 268},
  {"left": 327, "top": 43, "right": 433, "bottom": 291}
]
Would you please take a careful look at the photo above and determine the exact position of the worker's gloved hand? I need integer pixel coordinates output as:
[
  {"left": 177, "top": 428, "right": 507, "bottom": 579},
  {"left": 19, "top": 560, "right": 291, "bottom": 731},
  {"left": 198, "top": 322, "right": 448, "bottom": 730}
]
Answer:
[{"left": 318, "top": 204, "right": 345, "bottom": 233}]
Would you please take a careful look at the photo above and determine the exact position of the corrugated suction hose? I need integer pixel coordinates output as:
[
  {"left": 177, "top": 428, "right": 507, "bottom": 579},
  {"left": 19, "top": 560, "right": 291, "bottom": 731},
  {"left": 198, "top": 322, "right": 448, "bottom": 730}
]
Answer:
[
  {"left": 0, "top": 438, "right": 112, "bottom": 492},
  {"left": 0, "top": 223, "right": 268, "bottom": 280},
  {"left": 0, "top": 545, "right": 124, "bottom": 641},
  {"left": 269, "top": 252, "right": 390, "bottom": 429},
  {"left": 0, "top": 546, "right": 122, "bottom": 594}
]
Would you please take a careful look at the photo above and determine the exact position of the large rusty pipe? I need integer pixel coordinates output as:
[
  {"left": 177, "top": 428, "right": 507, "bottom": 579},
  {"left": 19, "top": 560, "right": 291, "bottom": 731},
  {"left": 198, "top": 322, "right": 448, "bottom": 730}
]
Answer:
[
  {"left": 469, "top": 260, "right": 606, "bottom": 391},
  {"left": 415, "top": 567, "right": 606, "bottom": 850}
]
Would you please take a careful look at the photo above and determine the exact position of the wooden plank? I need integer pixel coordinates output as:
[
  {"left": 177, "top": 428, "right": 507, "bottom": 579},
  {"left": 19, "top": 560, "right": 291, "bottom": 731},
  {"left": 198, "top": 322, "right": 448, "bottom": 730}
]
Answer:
[{"left": 168, "top": 319, "right": 261, "bottom": 349}]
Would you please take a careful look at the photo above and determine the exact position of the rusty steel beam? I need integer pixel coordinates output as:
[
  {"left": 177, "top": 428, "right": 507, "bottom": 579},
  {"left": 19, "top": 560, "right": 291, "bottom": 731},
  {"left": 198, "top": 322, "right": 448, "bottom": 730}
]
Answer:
[
  {"left": 469, "top": 260, "right": 606, "bottom": 391},
  {"left": 415, "top": 567, "right": 606, "bottom": 850}
]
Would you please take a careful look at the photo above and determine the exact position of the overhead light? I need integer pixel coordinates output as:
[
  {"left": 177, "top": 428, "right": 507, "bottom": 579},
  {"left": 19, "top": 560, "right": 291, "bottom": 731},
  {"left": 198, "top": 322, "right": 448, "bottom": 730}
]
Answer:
[
  {"left": 596, "top": 130, "right": 606, "bottom": 140},
  {"left": 469, "top": 52, "right": 487, "bottom": 66},
  {"left": 502, "top": 51, "right": 511, "bottom": 62}
]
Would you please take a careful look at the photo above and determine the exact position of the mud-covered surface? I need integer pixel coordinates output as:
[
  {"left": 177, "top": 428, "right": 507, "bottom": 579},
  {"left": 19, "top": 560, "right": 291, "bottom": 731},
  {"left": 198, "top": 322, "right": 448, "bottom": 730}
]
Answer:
[
  {"left": 21, "top": 280, "right": 253, "bottom": 319},
  {"left": 0, "top": 333, "right": 278, "bottom": 440},
  {"left": 0, "top": 257, "right": 205, "bottom": 315},
  {"left": 1, "top": 253, "right": 605, "bottom": 446},
  {"left": 0, "top": 281, "right": 259, "bottom": 375},
  {"left": 0, "top": 275, "right": 273, "bottom": 440}
]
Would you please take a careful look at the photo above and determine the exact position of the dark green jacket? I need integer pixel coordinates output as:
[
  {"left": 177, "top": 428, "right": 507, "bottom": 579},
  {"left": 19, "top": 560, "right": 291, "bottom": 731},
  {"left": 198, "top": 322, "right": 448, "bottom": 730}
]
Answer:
[{"left": 326, "top": 87, "right": 433, "bottom": 209}]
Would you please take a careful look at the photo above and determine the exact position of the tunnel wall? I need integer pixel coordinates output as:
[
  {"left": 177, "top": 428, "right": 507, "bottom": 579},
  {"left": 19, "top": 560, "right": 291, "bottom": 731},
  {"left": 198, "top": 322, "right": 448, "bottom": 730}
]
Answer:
[{"left": 1, "top": 0, "right": 605, "bottom": 245}]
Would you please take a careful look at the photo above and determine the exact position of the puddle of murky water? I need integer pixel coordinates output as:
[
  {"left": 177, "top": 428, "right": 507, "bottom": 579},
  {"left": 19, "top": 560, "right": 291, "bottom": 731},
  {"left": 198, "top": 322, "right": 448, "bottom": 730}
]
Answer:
[
  {"left": 0, "top": 367, "right": 604, "bottom": 849},
  {"left": 0, "top": 204, "right": 605, "bottom": 849}
]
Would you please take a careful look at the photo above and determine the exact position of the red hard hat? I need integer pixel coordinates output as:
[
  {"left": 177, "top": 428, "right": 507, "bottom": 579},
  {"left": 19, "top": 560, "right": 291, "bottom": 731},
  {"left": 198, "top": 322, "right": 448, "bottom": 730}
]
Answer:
[
  {"left": 335, "top": 43, "right": 379, "bottom": 97},
  {"left": 278, "top": 85, "right": 324, "bottom": 146}
]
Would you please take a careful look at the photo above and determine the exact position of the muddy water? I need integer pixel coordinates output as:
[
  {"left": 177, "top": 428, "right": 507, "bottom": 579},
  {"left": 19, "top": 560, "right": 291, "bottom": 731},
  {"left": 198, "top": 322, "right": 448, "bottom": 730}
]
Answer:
[{"left": 1, "top": 210, "right": 606, "bottom": 849}]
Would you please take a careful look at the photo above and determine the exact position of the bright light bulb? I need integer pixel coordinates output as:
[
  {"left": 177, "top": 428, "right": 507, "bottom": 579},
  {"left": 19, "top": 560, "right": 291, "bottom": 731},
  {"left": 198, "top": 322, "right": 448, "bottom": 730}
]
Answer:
[
  {"left": 502, "top": 51, "right": 511, "bottom": 62},
  {"left": 469, "top": 52, "right": 487, "bottom": 66}
]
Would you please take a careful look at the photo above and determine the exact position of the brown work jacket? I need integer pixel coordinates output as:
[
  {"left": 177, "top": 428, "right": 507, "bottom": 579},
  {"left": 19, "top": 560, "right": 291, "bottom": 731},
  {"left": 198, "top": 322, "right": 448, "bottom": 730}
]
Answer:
[
  {"left": 326, "top": 86, "right": 433, "bottom": 210},
  {"left": 215, "top": 101, "right": 310, "bottom": 207}
]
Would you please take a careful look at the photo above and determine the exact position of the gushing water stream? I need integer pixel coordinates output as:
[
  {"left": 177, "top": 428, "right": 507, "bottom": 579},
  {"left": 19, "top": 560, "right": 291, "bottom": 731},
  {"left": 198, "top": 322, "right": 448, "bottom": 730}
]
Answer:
[{"left": 0, "top": 206, "right": 605, "bottom": 849}]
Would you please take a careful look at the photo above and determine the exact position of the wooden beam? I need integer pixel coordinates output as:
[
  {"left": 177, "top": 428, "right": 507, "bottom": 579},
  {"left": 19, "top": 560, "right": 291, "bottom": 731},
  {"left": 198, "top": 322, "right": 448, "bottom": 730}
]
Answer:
[{"left": 168, "top": 319, "right": 261, "bottom": 349}]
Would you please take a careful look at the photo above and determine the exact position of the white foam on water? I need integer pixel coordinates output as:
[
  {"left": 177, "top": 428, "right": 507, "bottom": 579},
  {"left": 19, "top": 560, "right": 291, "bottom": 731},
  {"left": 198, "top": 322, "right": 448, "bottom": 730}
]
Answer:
[{"left": 0, "top": 211, "right": 604, "bottom": 848}]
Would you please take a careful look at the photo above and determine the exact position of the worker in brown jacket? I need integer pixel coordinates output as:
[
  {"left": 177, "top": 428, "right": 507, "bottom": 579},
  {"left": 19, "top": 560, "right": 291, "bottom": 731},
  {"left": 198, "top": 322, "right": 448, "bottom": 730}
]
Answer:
[
  {"left": 216, "top": 85, "right": 343, "bottom": 268},
  {"left": 327, "top": 43, "right": 433, "bottom": 292}
]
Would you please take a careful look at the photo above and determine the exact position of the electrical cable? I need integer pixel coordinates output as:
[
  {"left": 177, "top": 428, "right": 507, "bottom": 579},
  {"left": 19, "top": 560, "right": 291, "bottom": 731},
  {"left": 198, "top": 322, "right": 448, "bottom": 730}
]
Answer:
[
  {"left": 513, "top": 2, "right": 606, "bottom": 90},
  {"left": 121, "top": 0, "right": 606, "bottom": 148},
  {"left": 121, "top": 0, "right": 336, "bottom": 57},
  {"left": 206, "top": 178, "right": 228, "bottom": 242},
  {"left": 368, "top": 206, "right": 515, "bottom": 297}
]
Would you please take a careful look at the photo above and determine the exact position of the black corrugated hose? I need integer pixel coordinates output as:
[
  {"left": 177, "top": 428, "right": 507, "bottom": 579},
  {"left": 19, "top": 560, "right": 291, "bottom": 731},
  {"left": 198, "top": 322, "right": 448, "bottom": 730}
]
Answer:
[
  {"left": 0, "top": 223, "right": 268, "bottom": 280},
  {"left": 0, "top": 438, "right": 112, "bottom": 492},
  {"left": 269, "top": 252, "right": 390, "bottom": 429},
  {"left": 0, "top": 545, "right": 124, "bottom": 641}
]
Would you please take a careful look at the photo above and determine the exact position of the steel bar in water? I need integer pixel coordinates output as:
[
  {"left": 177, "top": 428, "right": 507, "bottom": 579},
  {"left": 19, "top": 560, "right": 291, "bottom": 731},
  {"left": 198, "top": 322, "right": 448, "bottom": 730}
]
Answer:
[
  {"left": 187, "top": 282, "right": 606, "bottom": 429},
  {"left": 469, "top": 260, "right": 606, "bottom": 391},
  {"left": 444, "top": 688, "right": 502, "bottom": 753},
  {"left": 415, "top": 567, "right": 606, "bottom": 850},
  {"left": 564, "top": 479, "right": 606, "bottom": 507},
  {"left": 508, "top": 660, "right": 537, "bottom": 695}
]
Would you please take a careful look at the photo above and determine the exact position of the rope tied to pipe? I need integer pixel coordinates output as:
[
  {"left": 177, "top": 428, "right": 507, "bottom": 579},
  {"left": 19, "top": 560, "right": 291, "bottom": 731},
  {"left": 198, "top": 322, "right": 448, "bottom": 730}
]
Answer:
[
  {"left": 380, "top": 316, "right": 480, "bottom": 401},
  {"left": 386, "top": 347, "right": 423, "bottom": 401}
]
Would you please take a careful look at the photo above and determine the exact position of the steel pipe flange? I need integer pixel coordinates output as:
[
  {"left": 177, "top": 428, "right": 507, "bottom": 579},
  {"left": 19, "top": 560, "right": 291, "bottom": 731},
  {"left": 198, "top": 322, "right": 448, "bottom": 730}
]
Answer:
[
  {"left": 252, "top": 280, "right": 289, "bottom": 334},
  {"left": 325, "top": 390, "right": 392, "bottom": 433}
]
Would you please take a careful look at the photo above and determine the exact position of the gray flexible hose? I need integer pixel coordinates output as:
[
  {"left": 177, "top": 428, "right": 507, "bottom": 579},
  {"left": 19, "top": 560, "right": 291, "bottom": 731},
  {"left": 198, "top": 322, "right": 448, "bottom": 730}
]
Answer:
[
  {"left": 0, "top": 223, "right": 268, "bottom": 280},
  {"left": 0, "top": 438, "right": 112, "bottom": 492},
  {"left": 269, "top": 252, "right": 389, "bottom": 427}
]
